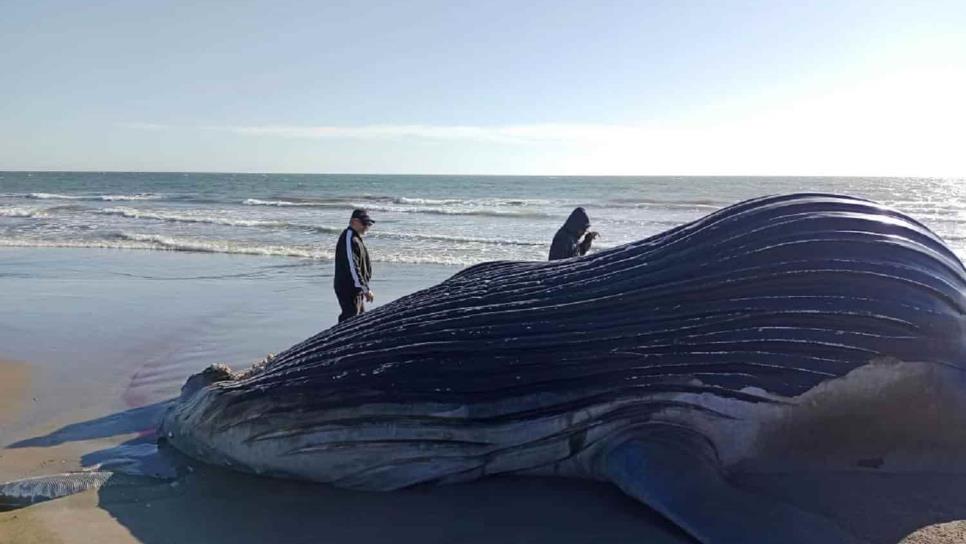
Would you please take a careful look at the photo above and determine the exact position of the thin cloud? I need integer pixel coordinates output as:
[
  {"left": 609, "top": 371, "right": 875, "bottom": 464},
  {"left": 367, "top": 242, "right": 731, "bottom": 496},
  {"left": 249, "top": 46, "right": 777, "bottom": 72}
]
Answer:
[
  {"left": 116, "top": 67, "right": 966, "bottom": 176},
  {"left": 118, "top": 122, "right": 171, "bottom": 131},
  {"left": 200, "top": 123, "right": 650, "bottom": 144},
  {"left": 118, "top": 121, "right": 652, "bottom": 144}
]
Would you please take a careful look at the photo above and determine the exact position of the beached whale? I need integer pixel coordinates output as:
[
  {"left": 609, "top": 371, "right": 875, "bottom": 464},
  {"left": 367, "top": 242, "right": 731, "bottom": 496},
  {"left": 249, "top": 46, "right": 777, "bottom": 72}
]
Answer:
[{"left": 5, "top": 193, "right": 966, "bottom": 543}]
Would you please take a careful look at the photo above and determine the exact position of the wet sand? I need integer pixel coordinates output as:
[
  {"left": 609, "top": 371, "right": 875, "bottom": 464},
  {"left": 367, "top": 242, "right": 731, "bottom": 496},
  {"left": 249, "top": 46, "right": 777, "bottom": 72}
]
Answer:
[
  {"left": 0, "top": 360, "right": 28, "bottom": 426},
  {"left": 0, "top": 467, "right": 692, "bottom": 544},
  {"left": 733, "top": 471, "right": 966, "bottom": 543},
  {"left": 4, "top": 421, "right": 966, "bottom": 544},
  {"left": 5, "top": 461, "right": 966, "bottom": 544},
  {"left": 0, "top": 248, "right": 691, "bottom": 544}
]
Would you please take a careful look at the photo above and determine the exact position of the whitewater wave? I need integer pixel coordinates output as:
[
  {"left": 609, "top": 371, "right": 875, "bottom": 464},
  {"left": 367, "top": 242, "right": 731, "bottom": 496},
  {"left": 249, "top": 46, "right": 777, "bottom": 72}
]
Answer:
[
  {"left": 0, "top": 232, "right": 331, "bottom": 259},
  {"left": 606, "top": 197, "right": 724, "bottom": 210},
  {"left": 393, "top": 196, "right": 468, "bottom": 205},
  {"left": 242, "top": 198, "right": 338, "bottom": 208},
  {"left": 98, "top": 207, "right": 291, "bottom": 228},
  {"left": 26, "top": 192, "right": 165, "bottom": 202},
  {"left": 375, "top": 231, "right": 544, "bottom": 246},
  {"left": 242, "top": 197, "right": 553, "bottom": 217},
  {"left": 0, "top": 235, "right": 480, "bottom": 265},
  {"left": 115, "top": 233, "right": 334, "bottom": 259},
  {"left": 27, "top": 193, "right": 87, "bottom": 200},
  {"left": 0, "top": 206, "right": 48, "bottom": 218},
  {"left": 97, "top": 206, "right": 543, "bottom": 246},
  {"left": 379, "top": 205, "right": 552, "bottom": 218},
  {"left": 245, "top": 195, "right": 547, "bottom": 206},
  {"left": 0, "top": 204, "right": 98, "bottom": 219},
  {"left": 392, "top": 196, "right": 545, "bottom": 206},
  {"left": 101, "top": 194, "right": 166, "bottom": 201}
]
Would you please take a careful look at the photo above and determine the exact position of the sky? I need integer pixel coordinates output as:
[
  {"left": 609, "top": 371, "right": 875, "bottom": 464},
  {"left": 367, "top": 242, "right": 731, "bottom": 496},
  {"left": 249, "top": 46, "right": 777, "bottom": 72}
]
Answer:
[{"left": 1, "top": 0, "right": 965, "bottom": 176}]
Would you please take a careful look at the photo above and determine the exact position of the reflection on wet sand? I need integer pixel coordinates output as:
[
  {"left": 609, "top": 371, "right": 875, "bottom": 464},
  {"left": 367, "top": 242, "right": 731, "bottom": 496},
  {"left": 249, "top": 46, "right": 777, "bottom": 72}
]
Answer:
[{"left": 0, "top": 360, "right": 29, "bottom": 426}]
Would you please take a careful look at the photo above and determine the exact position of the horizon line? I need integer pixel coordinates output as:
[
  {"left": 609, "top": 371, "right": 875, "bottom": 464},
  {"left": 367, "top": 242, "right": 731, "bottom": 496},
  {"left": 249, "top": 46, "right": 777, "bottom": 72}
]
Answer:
[{"left": 0, "top": 169, "right": 960, "bottom": 180}]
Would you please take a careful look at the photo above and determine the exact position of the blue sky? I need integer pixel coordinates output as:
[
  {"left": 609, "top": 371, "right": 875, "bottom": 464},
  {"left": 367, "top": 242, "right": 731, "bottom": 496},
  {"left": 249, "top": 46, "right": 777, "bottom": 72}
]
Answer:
[{"left": 2, "top": 0, "right": 965, "bottom": 175}]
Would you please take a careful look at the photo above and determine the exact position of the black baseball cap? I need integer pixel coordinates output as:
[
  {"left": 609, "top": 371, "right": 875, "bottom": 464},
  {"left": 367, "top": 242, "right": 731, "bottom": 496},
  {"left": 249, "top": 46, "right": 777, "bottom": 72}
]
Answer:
[{"left": 351, "top": 209, "right": 375, "bottom": 225}]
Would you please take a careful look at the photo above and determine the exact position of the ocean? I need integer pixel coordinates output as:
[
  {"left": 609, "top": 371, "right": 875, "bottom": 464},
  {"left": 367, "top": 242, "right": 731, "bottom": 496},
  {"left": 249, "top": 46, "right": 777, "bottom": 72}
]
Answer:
[{"left": 2, "top": 172, "right": 963, "bottom": 266}]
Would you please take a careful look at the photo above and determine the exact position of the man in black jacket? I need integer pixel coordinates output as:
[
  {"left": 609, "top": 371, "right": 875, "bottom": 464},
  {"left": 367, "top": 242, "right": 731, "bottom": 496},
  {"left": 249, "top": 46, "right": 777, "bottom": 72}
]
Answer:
[
  {"left": 548, "top": 207, "right": 598, "bottom": 260},
  {"left": 334, "top": 209, "right": 374, "bottom": 322}
]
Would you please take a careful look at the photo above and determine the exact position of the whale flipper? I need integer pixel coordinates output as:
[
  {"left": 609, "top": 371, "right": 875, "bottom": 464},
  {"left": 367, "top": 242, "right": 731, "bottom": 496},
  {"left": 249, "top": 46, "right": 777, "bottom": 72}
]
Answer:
[
  {"left": 0, "top": 471, "right": 116, "bottom": 511},
  {"left": 602, "top": 428, "right": 863, "bottom": 544}
]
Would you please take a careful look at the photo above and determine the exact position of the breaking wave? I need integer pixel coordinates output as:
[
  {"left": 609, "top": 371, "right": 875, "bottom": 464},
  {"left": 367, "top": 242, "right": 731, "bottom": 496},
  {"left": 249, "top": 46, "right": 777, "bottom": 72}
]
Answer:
[
  {"left": 0, "top": 234, "right": 485, "bottom": 265},
  {"left": 242, "top": 198, "right": 551, "bottom": 218},
  {"left": 96, "top": 207, "right": 543, "bottom": 246},
  {"left": 98, "top": 207, "right": 290, "bottom": 228},
  {"left": 606, "top": 197, "right": 724, "bottom": 210},
  {"left": 26, "top": 192, "right": 166, "bottom": 202},
  {"left": 242, "top": 198, "right": 340, "bottom": 208},
  {"left": 0, "top": 206, "right": 48, "bottom": 218}
]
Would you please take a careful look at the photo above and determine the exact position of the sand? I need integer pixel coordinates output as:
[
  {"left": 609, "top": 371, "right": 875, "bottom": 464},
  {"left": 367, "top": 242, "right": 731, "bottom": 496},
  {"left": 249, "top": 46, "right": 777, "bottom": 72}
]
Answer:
[
  {"left": 901, "top": 523, "right": 966, "bottom": 543},
  {"left": 0, "top": 441, "right": 691, "bottom": 544},
  {"left": 0, "top": 358, "right": 146, "bottom": 484},
  {"left": 732, "top": 471, "right": 966, "bottom": 543},
  {"left": 4, "top": 445, "right": 966, "bottom": 544},
  {"left": 0, "top": 361, "right": 29, "bottom": 426}
]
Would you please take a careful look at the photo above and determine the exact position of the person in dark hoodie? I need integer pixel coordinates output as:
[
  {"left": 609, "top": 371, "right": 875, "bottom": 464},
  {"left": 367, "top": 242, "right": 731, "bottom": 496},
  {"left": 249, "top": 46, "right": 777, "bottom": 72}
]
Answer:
[
  {"left": 548, "top": 207, "right": 599, "bottom": 260},
  {"left": 334, "top": 209, "right": 374, "bottom": 322}
]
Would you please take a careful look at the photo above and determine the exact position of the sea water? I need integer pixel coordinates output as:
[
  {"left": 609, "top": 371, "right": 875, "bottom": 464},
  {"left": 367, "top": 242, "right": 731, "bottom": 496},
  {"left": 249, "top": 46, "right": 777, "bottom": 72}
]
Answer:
[{"left": 2, "top": 173, "right": 963, "bottom": 265}]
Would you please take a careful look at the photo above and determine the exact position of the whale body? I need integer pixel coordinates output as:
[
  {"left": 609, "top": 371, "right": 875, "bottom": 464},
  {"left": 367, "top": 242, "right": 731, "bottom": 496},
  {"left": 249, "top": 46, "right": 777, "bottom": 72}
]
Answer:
[{"left": 162, "top": 193, "right": 966, "bottom": 543}]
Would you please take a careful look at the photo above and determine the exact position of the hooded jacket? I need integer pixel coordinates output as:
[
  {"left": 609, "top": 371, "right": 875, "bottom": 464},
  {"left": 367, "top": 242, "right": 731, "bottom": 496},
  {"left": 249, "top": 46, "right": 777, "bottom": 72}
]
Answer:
[{"left": 548, "top": 207, "right": 592, "bottom": 260}]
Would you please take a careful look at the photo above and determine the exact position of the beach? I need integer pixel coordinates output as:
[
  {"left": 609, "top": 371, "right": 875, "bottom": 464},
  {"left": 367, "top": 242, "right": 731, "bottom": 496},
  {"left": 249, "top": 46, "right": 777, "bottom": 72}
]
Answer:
[
  {"left": 0, "top": 247, "right": 691, "bottom": 544},
  {"left": 3, "top": 174, "right": 966, "bottom": 543},
  {"left": 3, "top": 250, "right": 966, "bottom": 544},
  {"left": 0, "top": 246, "right": 457, "bottom": 459},
  {"left": 0, "top": 361, "right": 28, "bottom": 427}
]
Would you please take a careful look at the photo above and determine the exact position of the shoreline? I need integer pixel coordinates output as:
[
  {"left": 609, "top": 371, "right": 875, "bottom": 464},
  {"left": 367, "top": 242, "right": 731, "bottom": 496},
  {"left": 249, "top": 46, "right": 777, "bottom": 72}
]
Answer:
[
  {"left": 0, "top": 247, "right": 686, "bottom": 544},
  {"left": 0, "top": 247, "right": 461, "bottom": 483}
]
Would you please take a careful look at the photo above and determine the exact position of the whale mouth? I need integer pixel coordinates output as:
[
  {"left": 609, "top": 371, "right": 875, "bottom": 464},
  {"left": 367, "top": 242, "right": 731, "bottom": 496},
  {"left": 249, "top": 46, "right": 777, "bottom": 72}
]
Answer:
[
  {"left": 178, "top": 355, "right": 278, "bottom": 401},
  {"left": 668, "top": 357, "right": 966, "bottom": 473},
  {"left": 179, "top": 364, "right": 237, "bottom": 400}
]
